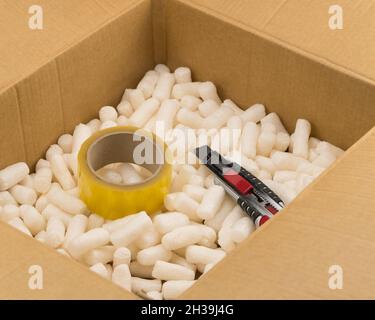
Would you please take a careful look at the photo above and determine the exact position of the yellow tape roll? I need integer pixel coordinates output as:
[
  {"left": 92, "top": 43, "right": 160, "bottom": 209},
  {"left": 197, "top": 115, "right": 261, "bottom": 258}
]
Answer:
[{"left": 78, "top": 126, "right": 172, "bottom": 220}]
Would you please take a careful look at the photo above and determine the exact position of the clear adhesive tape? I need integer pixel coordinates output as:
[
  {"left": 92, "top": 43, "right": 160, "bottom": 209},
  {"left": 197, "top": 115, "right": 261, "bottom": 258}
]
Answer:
[{"left": 78, "top": 126, "right": 172, "bottom": 220}]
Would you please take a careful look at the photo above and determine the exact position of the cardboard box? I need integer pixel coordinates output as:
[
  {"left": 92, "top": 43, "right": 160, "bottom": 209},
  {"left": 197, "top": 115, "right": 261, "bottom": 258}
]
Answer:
[{"left": 0, "top": 0, "right": 374, "bottom": 299}]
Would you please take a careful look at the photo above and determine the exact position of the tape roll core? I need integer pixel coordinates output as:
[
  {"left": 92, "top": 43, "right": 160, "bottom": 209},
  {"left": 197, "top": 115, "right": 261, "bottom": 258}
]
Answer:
[{"left": 78, "top": 126, "right": 172, "bottom": 220}]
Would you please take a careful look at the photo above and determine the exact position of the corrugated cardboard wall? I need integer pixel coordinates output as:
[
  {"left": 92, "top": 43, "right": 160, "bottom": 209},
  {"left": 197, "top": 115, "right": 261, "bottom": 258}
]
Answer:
[
  {"left": 165, "top": 0, "right": 375, "bottom": 150},
  {"left": 182, "top": 127, "right": 375, "bottom": 299},
  {"left": 0, "top": 221, "right": 136, "bottom": 299},
  {"left": 0, "top": 0, "right": 141, "bottom": 92},
  {"left": 0, "top": 0, "right": 154, "bottom": 168}
]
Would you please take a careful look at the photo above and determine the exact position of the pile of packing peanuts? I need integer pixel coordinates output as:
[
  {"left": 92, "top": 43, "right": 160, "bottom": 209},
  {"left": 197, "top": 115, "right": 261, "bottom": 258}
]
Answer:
[{"left": 0, "top": 64, "right": 344, "bottom": 299}]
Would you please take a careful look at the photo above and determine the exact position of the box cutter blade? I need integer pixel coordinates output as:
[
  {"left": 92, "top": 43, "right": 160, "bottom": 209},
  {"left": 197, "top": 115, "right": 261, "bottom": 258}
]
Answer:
[{"left": 195, "top": 145, "right": 284, "bottom": 227}]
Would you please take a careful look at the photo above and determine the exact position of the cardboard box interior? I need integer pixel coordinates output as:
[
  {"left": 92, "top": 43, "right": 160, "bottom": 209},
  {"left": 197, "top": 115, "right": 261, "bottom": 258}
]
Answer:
[{"left": 0, "top": 0, "right": 374, "bottom": 299}]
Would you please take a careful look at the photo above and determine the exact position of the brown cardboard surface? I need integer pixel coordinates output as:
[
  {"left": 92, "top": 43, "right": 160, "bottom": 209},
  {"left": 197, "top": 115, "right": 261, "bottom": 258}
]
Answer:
[
  {"left": 0, "top": 0, "right": 141, "bottom": 92},
  {"left": 0, "top": 221, "right": 137, "bottom": 299},
  {"left": 182, "top": 127, "right": 375, "bottom": 299},
  {"left": 166, "top": 0, "right": 375, "bottom": 150},
  {"left": 0, "top": 0, "right": 154, "bottom": 168},
  {"left": 0, "top": 87, "right": 25, "bottom": 165},
  {"left": 56, "top": 0, "right": 154, "bottom": 135},
  {"left": 0, "top": 0, "right": 375, "bottom": 299},
  {"left": 183, "top": 0, "right": 375, "bottom": 85}
]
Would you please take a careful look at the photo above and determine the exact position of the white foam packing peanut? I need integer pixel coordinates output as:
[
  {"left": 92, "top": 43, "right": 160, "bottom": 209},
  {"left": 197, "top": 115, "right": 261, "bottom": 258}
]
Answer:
[
  {"left": 8, "top": 217, "right": 32, "bottom": 236},
  {"left": 152, "top": 260, "right": 195, "bottom": 281},
  {"left": 64, "top": 214, "right": 88, "bottom": 248},
  {"left": 162, "top": 280, "right": 196, "bottom": 300},
  {"left": 132, "top": 279, "right": 162, "bottom": 299},
  {"left": 271, "top": 151, "right": 309, "bottom": 171},
  {"left": 180, "top": 95, "right": 202, "bottom": 111},
  {"left": 263, "top": 180, "right": 297, "bottom": 205},
  {"left": 84, "top": 246, "right": 115, "bottom": 266},
  {"left": 97, "top": 168, "right": 122, "bottom": 184},
  {"left": 35, "top": 159, "right": 50, "bottom": 172},
  {"left": 86, "top": 119, "right": 101, "bottom": 133},
  {"left": 204, "top": 104, "right": 234, "bottom": 129},
  {"left": 0, "top": 191, "right": 17, "bottom": 206},
  {"left": 240, "top": 104, "right": 265, "bottom": 123},
  {"left": 176, "top": 108, "right": 204, "bottom": 129},
  {"left": 227, "top": 115, "right": 242, "bottom": 130},
  {"left": 35, "top": 195, "right": 49, "bottom": 213},
  {"left": 260, "top": 112, "right": 287, "bottom": 133},
  {"left": 19, "top": 205, "right": 45, "bottom": 236},
  {"left": 275, "top": 132, "right": 290, "bottom": 151},
  {"left": 222, "top": 99, "right": 243, "bottom": 115},
  {"left": 0, "top": 162, "right": 29, "bottom": 191},
  {"left": 137, "top": 70, "right": 159, "bottom": 98},
  {"left": 113, "top": 247, "right": 131, "bottom": 266},
  {"left": 102, "top": 214, "right": 133, "bottom": 233},
  {"left": 87, "top": 213, "right": 104, "bottom": 230},
  {"left": 255, "top": 156, "right": 277, "bottom": 175},
  {"left": 155, "top": 64, "right": 170, "bottom": 74},
  {"left": 313, "top": 151, "right": 337, "bottom": 168},
  {"left": 46, "top": 144, "right": 63, "bottom": 162},
  {"left": 182, "top": 184, "right": 206, "bottom": 202},
  {"left": 100, "top": 120, "right": 117, "bottom": 130},
  {"left": 257, "top": 130, "right": 276, "bottom": 157},
  {"left": 135, "top": 226, "right": 161, "bottom": 249},
  {"left": 129, "top": 98, "right": 159, "bottom": 127},
  {"left": 198, "top": 82, "right": 221, "bottom": 103},
  {"left": 72, "top": 123, "right": 92, "bottom": 154},
  {"left": 170, "top": 165, "right": 196, "bottom": 192},
  {"left": 10, "top": 185, "right": 37, "bottom": 205},
  {"left": 58, "top": 134, "right": 73, "bottom": 153},
  {"left": 297, "top": 162, "right": 324, "bottom": 177},
  {"left": 153, "top": 212, "right": 190, "bottom": 235},
  {"left": 117, "top": 163, "right": 143, "bottom": 184},
  {"left": 172, "top": 82, "right": 200, "bottom": 99},
  {"left": 20, "top": 174, "right": 34, "bottom": 190},
  {"left": 292, "top": 119, "right": 311, "bottom": 159},
  {"left": 42, "top": 204, "right": 72, "bottom": 227},
  {"left": 162, "top": 225, "right": 206, "bottom": 250},
  {"left": 99, "top": 106, "right": 118, "bottom": 122},
  {"left": 112, "top": 264, "right": 132, "bottom": 291},
  {"left": 90, "top": 263, "right": 110, "bottom": 279},
  {"left": 34, "top": 167, "right": 52, "bottom": 194},
  {"left": 316, "top": 141, "right": 344, "bottom": 158},
  {"left": 153, "top": 72, "right": 175, "bottom": 101},
  {"left": 117, "top": 100, "right": 133, "bottom": 118},
  {"left": 186, "top": 245, "right": 226, "bottom": 265},
  {"left": 170, "top": 253, "right": 196, "bottom": 272},
  {"left": 273, "top": 170, "right": 299, "bottom": 183},
  {"left": 195, "top": 224, "right": 217, "bottom": 247},
  {"left": 137, "top": 244, "right": 172, "bottom": 266},
  {"left": 174, "top": 67, "right": 192, "bottom": 84},
  {"left": 196, "top": 185, "right": 225, "bottom": 220},
  {"left": 50, "top": 154, "right": 76, "bottom": 190},
  {"left": 241, "top": 122, "right": 259, "bottom": 159},
  {"left": 47, "top": 184, "right": 87, "bottom": 215},
  {"left": 218, "top": 206, "right": 244, "bottom": 252},
  {"left": 231, "top": 217, "right": 255, "bottom": 243},
  {"left": 164, "top": 192, "right": 200, "bottom": 222},
  {"left": 67, "top": 228, "right": 110, "bottom": 259},
  {"left": 204, "top": 196, "right": 236, "bottom": 231},
  {"left": 110, "top": 211, "right": 153, "bottom": 247},
  {"left": 45, "top": 216, "right": 66, "bottom": 248},
  {"left": 122, "top": 89, "right": 145, "bottom": 110},
  {"left": 154, "top": 99, "right": 180, "bottom": 132},
  {"left": 0, "top": 204, "right": 20, "bottom": 222}
]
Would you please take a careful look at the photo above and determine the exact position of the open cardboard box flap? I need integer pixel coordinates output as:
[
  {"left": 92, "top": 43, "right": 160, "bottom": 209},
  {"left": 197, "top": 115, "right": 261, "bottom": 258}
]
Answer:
[{"left": 0, "top": 0, "right": 374, "bottom": 299}]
